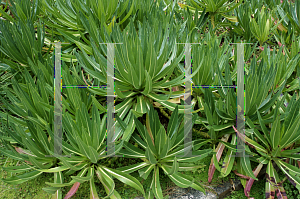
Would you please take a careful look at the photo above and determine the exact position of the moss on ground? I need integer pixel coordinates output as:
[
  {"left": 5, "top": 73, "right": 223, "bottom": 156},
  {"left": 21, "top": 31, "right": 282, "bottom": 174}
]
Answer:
[
  {"left": 224, "top": 176, "right": 265, "bottom": 199},
  {"left": 0, "top": 162, "right": 52, "bottom": 199}
]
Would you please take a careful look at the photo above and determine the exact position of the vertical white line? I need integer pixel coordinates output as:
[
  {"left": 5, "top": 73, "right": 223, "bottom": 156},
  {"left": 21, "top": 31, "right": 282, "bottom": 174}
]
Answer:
[
  {"left": 184, "top": 43, "right": 192, "bottom": 157},
  {"left": 236, "top": 43, "right": 246, "bottom": 157},
  {"left": 107, "top": 43, "right": 115, "bottom": 157},
  {"left": 54, "top": 42, "right": 62, "bottom": 156}
]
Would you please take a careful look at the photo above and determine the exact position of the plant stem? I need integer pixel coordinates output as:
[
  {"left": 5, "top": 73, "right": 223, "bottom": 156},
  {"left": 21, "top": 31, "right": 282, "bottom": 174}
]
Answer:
[
  {"left": 159, "top": 107, "right": 170, "bottom": 119},
  {"left": 193, "top": 128, "right": 210, "bottom": 138},
  {"left": 211, "top": 15, "right": 215, "bottom": 30}
]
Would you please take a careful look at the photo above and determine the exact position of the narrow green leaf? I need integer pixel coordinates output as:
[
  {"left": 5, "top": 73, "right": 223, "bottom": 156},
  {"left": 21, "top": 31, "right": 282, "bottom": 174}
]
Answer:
[
  {"left": 102, "top": 167, "right": 145, "bottom": 196},
  {"left": 152, "top": 167, "right": 163, "bottom": 199}
]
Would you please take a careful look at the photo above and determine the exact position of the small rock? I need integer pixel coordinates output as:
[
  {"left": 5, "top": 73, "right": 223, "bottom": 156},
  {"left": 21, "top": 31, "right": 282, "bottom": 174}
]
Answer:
[{"left": 134, "top": 178, "right": 242, "bottom": 199}]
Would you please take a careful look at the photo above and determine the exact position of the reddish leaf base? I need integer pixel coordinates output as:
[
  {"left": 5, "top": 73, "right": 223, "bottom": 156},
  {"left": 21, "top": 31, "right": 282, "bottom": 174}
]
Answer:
[{"left": 64, "top": 182, "right": 80, "bottom": 199}]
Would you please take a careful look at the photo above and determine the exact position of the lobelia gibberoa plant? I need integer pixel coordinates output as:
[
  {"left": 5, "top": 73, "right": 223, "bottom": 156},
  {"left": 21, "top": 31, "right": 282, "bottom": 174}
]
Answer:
[
  {"left": 74, "top": 17, "right": 205, "bottom": 147},
  {"left": 233, "top": 92, "right": 300, "bottom": 198},
  {"left": 193, "top": 47, "right": 293, "bottom": 184},
  {"left": 178, "top": 0, "right": 242, "bottom": 30},
  {"left": 0, "top": 97, "right": 145, "bottom": 198},
  {"left": 40, "top": 102, "right": 148, "bottom": 199},
  {"left": 116, "top": 104, "right": 213, "bottom": 199},
  {"left": 40, "top": 0, "right": 135, "bottom": 55}
]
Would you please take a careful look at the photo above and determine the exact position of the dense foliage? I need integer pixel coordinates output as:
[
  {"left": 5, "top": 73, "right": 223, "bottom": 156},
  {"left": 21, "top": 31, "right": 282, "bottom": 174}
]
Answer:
[{"left": 0, "top": 0, "right": 300, "bottom": 198}]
